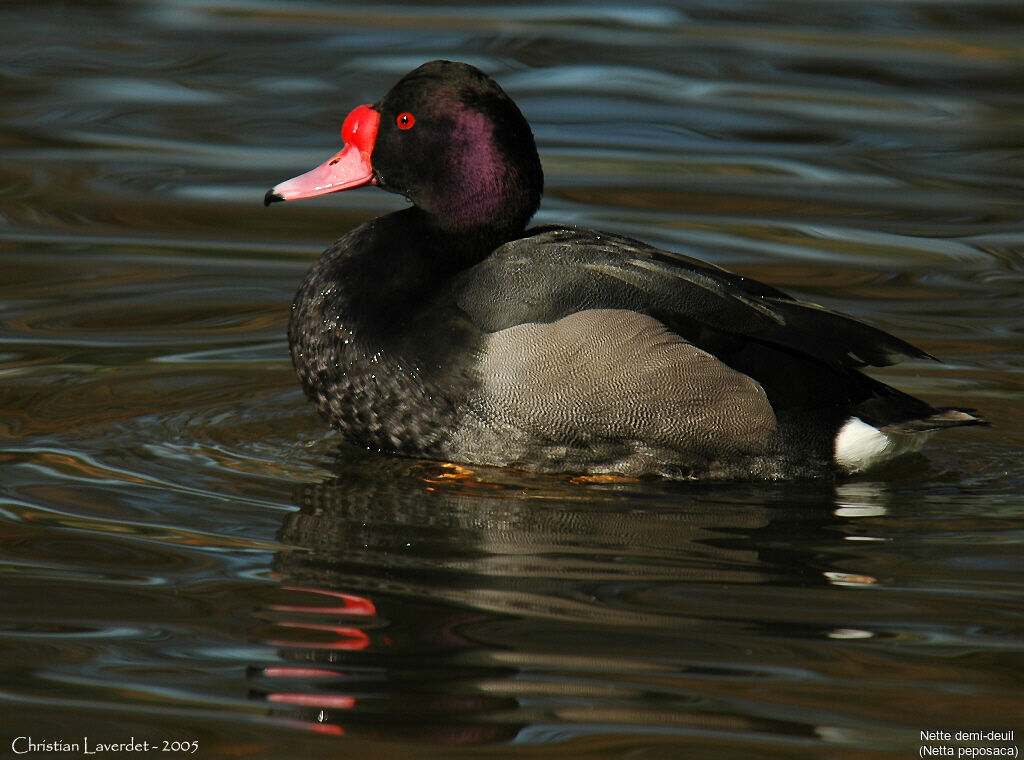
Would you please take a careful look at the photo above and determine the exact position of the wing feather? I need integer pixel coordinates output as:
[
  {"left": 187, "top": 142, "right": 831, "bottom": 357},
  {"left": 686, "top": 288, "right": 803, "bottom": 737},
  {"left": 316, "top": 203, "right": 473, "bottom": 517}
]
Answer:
[{"left": 455, "top": 224, "right": 930, "bottom": 370}]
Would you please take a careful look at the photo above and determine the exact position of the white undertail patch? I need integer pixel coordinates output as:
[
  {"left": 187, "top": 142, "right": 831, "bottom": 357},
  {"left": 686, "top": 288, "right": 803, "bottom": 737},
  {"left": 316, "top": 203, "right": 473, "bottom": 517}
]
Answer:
[{"left": 833, "top": 416, "right": 931, "bottom": 474}]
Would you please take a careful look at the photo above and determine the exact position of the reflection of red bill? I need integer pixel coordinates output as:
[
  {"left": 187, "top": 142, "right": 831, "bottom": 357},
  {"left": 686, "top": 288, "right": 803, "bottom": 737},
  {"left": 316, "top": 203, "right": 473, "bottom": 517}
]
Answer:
[
  {"left": 268, "top": 621, "right": 371, "bottom": 650},
  {"left": 267, "top": 693, "right": 356, "bottom": 710},
  {"left": 262, "top": 667, "right": 344, "bottom": 678},
  {"left": 308, "top": 723, "right": 345, "bottom": 737},
  {"left": 270, "top": 586, "right": 377, "bottom": 616}
]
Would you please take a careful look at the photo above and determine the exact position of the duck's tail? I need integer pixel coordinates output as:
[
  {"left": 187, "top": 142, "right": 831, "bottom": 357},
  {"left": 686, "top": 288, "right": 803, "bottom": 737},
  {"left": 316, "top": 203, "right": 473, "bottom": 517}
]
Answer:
[
  {"left": 834, "top": 407, "right": 986, "bottom": 474},
  {"left": 881, "top": 407, "right": 988, "bottom": 435}
]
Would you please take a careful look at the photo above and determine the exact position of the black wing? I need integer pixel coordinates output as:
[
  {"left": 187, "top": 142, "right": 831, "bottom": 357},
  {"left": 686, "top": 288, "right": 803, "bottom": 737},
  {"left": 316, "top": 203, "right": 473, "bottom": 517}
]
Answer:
[{"left": 455, "top": 225, "right": 931, "bottom": 371}]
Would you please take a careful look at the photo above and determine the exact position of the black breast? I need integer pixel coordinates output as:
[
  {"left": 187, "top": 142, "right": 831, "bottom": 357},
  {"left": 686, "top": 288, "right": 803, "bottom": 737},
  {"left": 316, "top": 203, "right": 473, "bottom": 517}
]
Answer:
[{"left": 288, "top": 211, "right": 485, "bottom": 455}]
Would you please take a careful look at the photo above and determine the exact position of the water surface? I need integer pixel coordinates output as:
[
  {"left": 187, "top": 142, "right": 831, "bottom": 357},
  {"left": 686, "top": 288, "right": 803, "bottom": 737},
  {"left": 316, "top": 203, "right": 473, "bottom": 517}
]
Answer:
[{"left": 2, "top": 1, "right": 1023, "bottom": 758}]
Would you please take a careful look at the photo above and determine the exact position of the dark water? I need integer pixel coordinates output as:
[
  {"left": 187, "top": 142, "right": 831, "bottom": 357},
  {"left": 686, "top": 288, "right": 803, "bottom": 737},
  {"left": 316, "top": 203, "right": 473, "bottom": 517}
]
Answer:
[{"left": 2, "top": 2, "right": 1024, "bottom": 758}]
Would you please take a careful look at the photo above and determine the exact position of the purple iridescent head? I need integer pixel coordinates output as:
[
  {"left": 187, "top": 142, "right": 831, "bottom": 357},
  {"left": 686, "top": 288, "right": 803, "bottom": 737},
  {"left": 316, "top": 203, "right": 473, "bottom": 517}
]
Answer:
[{"left": 267, "top": 60, "right": 543, "bottom": 236}]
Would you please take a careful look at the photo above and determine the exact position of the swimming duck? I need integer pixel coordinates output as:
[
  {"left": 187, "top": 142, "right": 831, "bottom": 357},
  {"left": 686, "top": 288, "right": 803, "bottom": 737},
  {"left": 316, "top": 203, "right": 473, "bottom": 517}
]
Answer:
[{"left": 266, "top": 60, "right": 983, "bottom": 480}]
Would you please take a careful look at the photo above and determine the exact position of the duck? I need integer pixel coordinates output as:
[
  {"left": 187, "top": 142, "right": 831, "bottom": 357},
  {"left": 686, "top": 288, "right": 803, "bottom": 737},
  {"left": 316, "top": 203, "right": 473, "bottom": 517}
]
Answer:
[{"left": 266, "top": 60, "right": 983, "bottom": 480}]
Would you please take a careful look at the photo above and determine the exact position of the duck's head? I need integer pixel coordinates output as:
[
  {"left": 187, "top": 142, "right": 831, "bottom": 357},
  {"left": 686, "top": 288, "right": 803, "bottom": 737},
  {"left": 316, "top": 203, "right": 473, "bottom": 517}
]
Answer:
[{"left": 266, "top": 60, "right": 543, "bottom": 238}]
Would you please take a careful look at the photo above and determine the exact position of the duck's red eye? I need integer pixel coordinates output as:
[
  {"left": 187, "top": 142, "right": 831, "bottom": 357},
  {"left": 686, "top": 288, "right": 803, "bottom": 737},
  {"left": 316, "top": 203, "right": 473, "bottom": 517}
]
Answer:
[{"left": 396, "top": 112, "right": 415, "bottom": 130}]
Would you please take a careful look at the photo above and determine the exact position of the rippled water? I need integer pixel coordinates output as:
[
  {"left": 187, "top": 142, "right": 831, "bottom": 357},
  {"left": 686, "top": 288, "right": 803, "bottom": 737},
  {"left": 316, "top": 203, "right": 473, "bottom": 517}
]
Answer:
[{"left": 2, "top": 1, "right": 1024, "bottom": 758}]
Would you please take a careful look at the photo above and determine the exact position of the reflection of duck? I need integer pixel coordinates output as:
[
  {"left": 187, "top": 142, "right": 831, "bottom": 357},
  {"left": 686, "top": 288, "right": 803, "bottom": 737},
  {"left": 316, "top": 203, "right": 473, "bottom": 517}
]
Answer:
[
  {"left": 251, "top": 461, "right": 882, "bottom": 744},
  {"left": 267, "top": 60, "right": 983, "bottom": 479}
]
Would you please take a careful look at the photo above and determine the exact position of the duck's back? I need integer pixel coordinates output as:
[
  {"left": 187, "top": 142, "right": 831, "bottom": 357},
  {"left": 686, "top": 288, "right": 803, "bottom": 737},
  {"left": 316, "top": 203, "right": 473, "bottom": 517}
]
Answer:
[{"left": 437, "top": 225, "right": 981, "bottom": 478}]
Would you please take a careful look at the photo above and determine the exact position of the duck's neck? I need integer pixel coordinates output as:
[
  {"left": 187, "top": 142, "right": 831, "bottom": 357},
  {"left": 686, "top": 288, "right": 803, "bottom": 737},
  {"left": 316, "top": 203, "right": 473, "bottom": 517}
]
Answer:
[
  {"left": 290, "top": 206, "right": 526, "bottom": 374},
  {"left": 344, "top": 208, "right": 517, "bottom": 326}
]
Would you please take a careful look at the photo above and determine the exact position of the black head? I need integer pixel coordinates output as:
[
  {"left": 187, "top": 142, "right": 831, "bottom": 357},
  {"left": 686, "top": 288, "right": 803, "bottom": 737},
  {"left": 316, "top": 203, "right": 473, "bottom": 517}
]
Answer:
[
  {"left": 373, "top": 61, "right": 542, "bottom": 234},
  {"left": 267, "top": 61, "right": 543, "bottom": 242}
]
